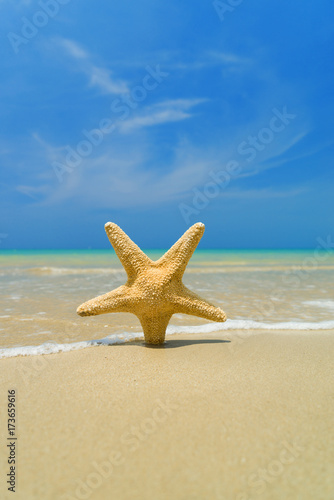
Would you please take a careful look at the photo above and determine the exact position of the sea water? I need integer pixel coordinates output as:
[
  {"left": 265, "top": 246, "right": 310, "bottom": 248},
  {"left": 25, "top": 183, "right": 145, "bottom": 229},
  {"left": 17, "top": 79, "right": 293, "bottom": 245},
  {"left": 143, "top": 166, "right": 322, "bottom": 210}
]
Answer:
[{"left": 0, "top": 249, "right": 333, "bottom": 357}]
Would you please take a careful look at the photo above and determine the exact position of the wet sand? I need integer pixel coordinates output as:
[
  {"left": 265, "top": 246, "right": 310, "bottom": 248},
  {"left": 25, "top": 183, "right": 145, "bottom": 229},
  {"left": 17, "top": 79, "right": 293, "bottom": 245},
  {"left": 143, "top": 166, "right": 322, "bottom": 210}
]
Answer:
[{"left": 0, "top": 330, "right": 333, "bottom": 500}]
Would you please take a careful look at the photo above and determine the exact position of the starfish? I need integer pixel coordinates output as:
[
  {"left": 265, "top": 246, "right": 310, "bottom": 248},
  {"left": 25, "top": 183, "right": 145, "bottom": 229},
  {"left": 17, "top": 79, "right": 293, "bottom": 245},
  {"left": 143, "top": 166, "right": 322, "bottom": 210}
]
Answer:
[{"left": 77, "top": 222, "right": 227, "bottom": 344}]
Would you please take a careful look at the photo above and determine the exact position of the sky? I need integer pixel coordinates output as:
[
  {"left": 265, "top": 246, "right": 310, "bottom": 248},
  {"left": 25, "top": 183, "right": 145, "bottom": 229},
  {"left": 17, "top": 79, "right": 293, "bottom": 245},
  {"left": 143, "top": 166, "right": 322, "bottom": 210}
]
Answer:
[{"left": 0, "top": 0, "right": 333, "bottom": 249}]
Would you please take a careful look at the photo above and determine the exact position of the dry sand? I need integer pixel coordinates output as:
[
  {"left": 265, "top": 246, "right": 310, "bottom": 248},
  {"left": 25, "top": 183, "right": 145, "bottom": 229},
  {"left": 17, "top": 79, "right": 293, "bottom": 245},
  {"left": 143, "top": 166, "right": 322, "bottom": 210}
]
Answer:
[{"left": 0, "top": 331, "right": 333, "bottom": 500}]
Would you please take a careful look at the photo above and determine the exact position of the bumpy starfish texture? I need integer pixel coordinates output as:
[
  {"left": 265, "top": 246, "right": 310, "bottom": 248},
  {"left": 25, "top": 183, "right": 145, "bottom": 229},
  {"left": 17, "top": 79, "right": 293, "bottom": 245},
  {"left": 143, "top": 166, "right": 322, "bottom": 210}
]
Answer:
[{"left": 77, "top": 222, "right": 227, "bottom": 344}]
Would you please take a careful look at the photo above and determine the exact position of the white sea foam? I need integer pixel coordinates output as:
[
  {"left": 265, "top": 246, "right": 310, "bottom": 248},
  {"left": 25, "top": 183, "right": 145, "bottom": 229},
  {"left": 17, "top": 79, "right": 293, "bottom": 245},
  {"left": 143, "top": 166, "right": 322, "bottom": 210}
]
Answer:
[
  {"left": 0, "top": 319, "right": 333, "bottom": 359},
  {"left": 166, "top": 319, "right": 334, "bottom": 334},
  {"left": 304, "top": 300, "right": 334, "bottom": 311},
  {"left": 0, "top": 334, "right": 141, "bottom": 359}
]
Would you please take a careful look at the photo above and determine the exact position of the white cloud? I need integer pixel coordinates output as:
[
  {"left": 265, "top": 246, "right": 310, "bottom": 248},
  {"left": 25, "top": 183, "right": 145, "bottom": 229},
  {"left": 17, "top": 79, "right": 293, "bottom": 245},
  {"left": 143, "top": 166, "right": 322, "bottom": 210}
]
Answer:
[
  {"left": 55, "top": 38, "right": 129, "bottom": 95},
  {"left": 206, "top": 51, "right": 252, "bottom": 66},
  {"left": 119, "top": 98, "right": 208, "bottom": 133},
  {"left": 59, "top": 39, "right": 87, "bottom": 60},
  {"left": 154, "top": 98, "right": 208, "bottom": 109},
  {"left": 89, "top": 66, "right": 128, "bottom": 95},
  {"left": 119, "top": 109, "right": 191, "bottom": 133}
]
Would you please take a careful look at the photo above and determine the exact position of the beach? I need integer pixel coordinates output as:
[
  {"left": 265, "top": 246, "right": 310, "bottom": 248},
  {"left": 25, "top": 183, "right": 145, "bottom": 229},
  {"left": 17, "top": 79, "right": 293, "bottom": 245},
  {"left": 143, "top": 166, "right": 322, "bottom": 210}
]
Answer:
[
  {"left": 1, "top": 249, "right": 334, "bottom": 498},
  {"left": 1, "top": 330, "right": 333, "bottom": 500}
]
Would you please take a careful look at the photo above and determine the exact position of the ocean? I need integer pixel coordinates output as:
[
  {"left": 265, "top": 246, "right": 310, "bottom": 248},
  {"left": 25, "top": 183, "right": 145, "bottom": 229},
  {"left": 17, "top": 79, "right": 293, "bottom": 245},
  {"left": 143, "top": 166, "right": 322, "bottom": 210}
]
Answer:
[{"left": 1, "top": 249, "right": 334, "bottom": 358}]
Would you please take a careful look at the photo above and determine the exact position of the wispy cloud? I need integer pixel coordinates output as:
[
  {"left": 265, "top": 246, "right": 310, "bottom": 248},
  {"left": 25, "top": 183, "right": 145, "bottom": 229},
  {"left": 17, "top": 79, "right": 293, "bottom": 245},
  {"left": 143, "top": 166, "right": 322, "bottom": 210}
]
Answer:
[
  {"left": 26, "top": 132, "right": 213, "bottom": 209},
  {"left": 59, "top": 39, "right": 87, "bottom": 60},
  {"left": 104, "top": 50, "right": 252, "bottom": 72},
  {"left": 56, "top": 38, "right": 129, "bottom": 95},
  {"left": 16, "top": 185, "right": 49, "bottom": 200},
  {"left": 252, "top": 129, "right": 312, "bottom": 173},
  {"left": 220, "top": 186, "right": 309, "bottom": 200},
  {"left": 205, "top": 51, "right": 252, "bottom": 66},
  {"left": 119, "top": 98, "right": 208, "bottom": 133}
]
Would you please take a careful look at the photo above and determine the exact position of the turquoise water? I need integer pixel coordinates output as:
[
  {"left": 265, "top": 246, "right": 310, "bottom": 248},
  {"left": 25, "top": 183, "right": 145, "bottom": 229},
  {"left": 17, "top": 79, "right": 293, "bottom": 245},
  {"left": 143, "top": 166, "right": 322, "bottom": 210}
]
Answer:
[{"left": 1, "top": 249, "right": 334, "bottom": 356}]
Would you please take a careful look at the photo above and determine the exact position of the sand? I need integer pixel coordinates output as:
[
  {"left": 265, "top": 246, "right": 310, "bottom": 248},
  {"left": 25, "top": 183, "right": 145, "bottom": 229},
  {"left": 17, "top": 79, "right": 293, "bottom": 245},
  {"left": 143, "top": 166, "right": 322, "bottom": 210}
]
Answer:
[{"left": 0, "top": 330, "right": 333, "bottom": 500}]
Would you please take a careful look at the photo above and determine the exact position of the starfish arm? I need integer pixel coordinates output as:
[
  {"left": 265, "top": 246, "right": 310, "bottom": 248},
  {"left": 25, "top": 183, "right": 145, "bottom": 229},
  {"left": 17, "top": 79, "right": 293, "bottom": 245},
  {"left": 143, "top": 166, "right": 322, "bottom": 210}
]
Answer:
[
  {"left": 77, "top": 285, "right": 133, "bottom": 316},
  {"left": 172, "top": 286, "right": 227, "bottom": 323},
  {"left": 105, "top": 222, "right": 152, "bottom": 278},
  {"left": 156, "top": 222, "right": 205, "bottom": 277}
]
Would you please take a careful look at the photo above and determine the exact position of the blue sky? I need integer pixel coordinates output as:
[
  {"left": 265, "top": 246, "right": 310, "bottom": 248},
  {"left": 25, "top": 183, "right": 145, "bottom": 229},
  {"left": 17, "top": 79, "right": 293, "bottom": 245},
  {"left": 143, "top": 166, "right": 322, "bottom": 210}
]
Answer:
[{"left": 0, "top": 0, "right": 333, "bottom": 249}]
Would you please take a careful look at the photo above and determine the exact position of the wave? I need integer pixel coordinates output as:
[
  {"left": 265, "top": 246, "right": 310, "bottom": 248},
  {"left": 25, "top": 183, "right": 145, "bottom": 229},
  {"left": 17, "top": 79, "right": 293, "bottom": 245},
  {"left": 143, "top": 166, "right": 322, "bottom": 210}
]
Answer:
[
  {"left": 7, "top": 264, "right": 334, "bottom": 276},
  {"left": 303, "top": 299, "right": 334, "bottom": 311},
  {"left": 0, "top": 319, "right": 333, "bottom": 359},
  {"left": 0, "top": 334, "right": 141, "bottom": 359},
  {"left": 167, "top": 319, "right": 334, "bottom": 333},
  {"left": 25, "top": 267, "right": 125, "bottom": 276}
]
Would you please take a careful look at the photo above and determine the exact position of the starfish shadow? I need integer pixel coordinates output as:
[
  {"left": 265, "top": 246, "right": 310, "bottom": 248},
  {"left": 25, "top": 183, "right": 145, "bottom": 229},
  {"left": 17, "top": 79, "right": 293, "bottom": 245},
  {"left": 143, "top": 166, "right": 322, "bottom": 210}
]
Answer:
[{"left": 145, "top": 339, "right": 231, "bottom": 349}]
